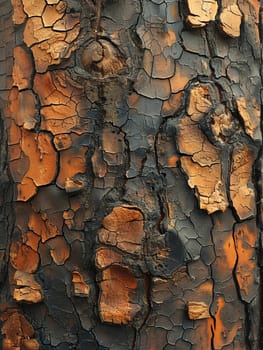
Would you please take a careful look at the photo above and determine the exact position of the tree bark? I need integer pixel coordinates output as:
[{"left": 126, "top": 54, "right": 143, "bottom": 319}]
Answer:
[{"left": 0, "top": 0, "right": 262, "bottom": 349}]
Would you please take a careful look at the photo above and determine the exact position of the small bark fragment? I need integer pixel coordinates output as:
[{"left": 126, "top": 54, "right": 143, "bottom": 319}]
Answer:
[
  {"left": 188, "top": 301, "right": 210, "bottom": 320},
  {"left": 72, "top": 271, "right": 90, "bottom": 297},
  {"left": 53, "top": 134, "right": 72, "bottom": 151}
]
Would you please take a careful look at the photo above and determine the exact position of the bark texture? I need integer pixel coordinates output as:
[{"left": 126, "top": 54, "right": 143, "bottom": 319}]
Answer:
[{"left": 0, "top": 0, "right": 262, "bottom": 349}]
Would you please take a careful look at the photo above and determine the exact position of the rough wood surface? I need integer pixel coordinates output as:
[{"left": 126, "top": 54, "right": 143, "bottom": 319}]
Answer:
[{"left": 0, "top": 0, "right": 261, "bottom": 349}]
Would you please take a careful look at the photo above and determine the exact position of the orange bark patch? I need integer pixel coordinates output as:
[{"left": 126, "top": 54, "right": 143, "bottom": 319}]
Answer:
[
  {"left": 189, "top": 318, "right": 214, "bottom": 350},
  {"left": 1, "top": 310, "right": 39, "bottom": 350},
  {"left": 230, "top": 145, "right": 256, "bottom": 220},
  {"left": 9, "top": 88, "right": 37, "bottom": 130},
  {"left": 11, "top": 0, "right": 27, "bottom": 25},
  {"left": 34, "top": 71, "right": 83, "bottom": 134},
  {"left": 23, "top": 9, "right": 80, "bottom": 72},
  {"left": 56, "top": 146, "right": 87, "bottom": 192},
  {"left": 12, "top": 46, "right": 33, "bottom": 90},
  {"left": 213, "top": 296, "right": 242, "bottom": 349},
  {"left": 98, "top": 206, "right": 144, "bottom": 254},
  {"left": 17, "top": 130, "right": 57, "bottom": 201},
  {"left": 42, "top": 4, "right": 64, "bottom": 27},
  {"left": 9, "top": 155, "right": 29, "bottom": 183},
  {"left": 47, "top": 236, "right": 70, "bottom": 265},
  {"left": 10, "top": 242, "right": 39, "bottom": 273},
  {"left": 99, "top": 265, "right": 140, "bottom": 324},
  {"left": 25, "top": 231, "right": 40, "bottom": 251},
  {"left": 28, "top": 211, "right": 60, "bottom": 242},
  {"left": 234, "top": 220, "right": 259, "bottom": 302},
  {"left": 8, "top": 119, "right": 21, "bottom": 146},
  {"left": 17, "top": 177, "right": 37, "bottom": 201},
  {"left": 95, "top": 247, "right": 122, "bottom": 269}
]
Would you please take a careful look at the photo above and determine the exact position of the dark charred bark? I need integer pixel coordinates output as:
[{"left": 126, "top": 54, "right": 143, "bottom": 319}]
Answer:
[{"left": 0, "top": 0, "right": 262, "bottom": 349}]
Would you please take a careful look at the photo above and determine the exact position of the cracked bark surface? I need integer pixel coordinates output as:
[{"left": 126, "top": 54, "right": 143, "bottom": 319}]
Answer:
[{"left": 0, "top": 0, "right": 262, "bottom": 349}]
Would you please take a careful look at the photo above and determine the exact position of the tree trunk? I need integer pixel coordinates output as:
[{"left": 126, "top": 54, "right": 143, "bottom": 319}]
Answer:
[{"left": 0, "top": 0, "right": 262, "bottom": 349}]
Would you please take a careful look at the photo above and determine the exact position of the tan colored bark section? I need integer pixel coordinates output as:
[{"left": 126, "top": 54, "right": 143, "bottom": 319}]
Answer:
[
  {"left": 187, "top": 0, "right": 218, "bottom": 27},
  {"left": 219, "top": 3, "right": 242, "bottom": 38},
  {"left": 230, "top": 145, "right": 256, "bottom": 220},
  {"left": 178, "top": 116, "right": 228, "bottom": 213},
  {"left": 236, "top": 97, "right": 261, "bottom": 140}
]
